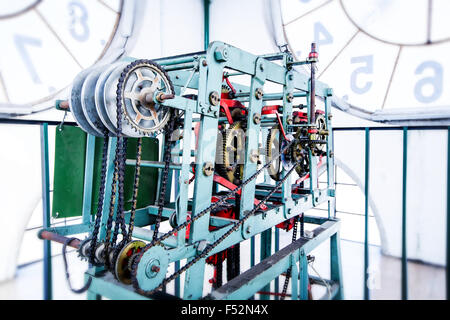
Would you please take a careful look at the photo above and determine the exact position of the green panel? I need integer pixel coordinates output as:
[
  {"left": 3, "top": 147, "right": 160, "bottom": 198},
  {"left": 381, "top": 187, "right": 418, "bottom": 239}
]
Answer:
[
  {"left": 52, "top": 126, "right": 87, "bottom": 218},
  {"left": 89, "top": 137, "right": 160, "bottom": 215},
  {"left": 53, "top": 126, "right": 159, "bottom": 218},
  {"left": 123, "top": 137, "right": 160, "bottom": 211}
]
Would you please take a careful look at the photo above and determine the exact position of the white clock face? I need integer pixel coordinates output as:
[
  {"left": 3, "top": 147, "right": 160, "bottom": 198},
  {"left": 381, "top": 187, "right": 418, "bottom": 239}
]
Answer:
[
  {"left": 281, "top": 0, "right": 450, "bottom": 112},
  {"left": 0, "top": 0, "right": 122, "bottom": 105}
]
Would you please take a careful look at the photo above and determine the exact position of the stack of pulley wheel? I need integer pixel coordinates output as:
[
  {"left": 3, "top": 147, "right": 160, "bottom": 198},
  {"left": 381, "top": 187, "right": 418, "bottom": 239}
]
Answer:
[{"left": 69, "top": 60, "right": 174, "bottom": 138}]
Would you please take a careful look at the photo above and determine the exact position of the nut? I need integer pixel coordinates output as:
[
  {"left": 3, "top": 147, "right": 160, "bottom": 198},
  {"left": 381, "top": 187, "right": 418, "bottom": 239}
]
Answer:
[
  {"left": 203, "top": 162, "right": 214, "bottom": 176},
  {"left": 287, "top": 92, "right": 294, "bottom": 103},
  {"left": 287, "top": 116, "right": 293, "bottom": 125},
  {"left": 214, "top": 46, "right": 229, "bottom": 62},
  {"left": 209, "top": 91, "right": 220, "bottom": 106},
  {"left": 254, "top": 88, "right": 263, "bottom": 100},
  {"left": 253, "top": 113, "right": 261, "bottom": 124}
]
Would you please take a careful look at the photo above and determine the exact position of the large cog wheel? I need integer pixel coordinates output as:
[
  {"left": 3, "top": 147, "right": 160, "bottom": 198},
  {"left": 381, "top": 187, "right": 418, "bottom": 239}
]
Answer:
[{"left": 118, "top": 60, "right": 174, "bottom": 136}]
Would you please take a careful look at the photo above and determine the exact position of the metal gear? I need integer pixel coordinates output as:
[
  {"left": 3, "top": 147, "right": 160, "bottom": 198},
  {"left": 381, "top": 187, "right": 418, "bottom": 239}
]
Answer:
[
  {"left": 118, "top": 60, "right": 174, "bottom": 136},
  {"left": 310, "top": 113, "right": 327, "bottom": 155},
  {"left": 266, "top": 125, "right": 283, "bottom": 181},
  {"left": 218, "top": 121, "right": 245, "bottom": 184},
  {"left": 114, "top": 240, "right": 146, "bottom": 285}
]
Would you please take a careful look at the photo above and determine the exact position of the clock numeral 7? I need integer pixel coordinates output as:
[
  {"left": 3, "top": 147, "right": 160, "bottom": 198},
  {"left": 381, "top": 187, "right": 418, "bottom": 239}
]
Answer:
[
  {"left": 68, "top": 1, "right": 89, "bottom": 42},
  {"left": 14, "top": 34, "right": 42, "bottom": 84},
  {"left": 414, "top": 61, "right": 443, "bottom": 103},
  {"left": 350, "top": 55, "right": 373, "bottom": 95}
]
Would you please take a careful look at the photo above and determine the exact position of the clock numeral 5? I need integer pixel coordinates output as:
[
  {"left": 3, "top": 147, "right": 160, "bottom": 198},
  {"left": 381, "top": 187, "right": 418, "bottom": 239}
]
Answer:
[
  {"left": 350, "top": 55, "right": 373, "bottom": 94},
  {"left": 414, "top": 61, "right": 443, "bottom": 103},
  {"left": 68, "top": 1, "right": 89, "bottom": 42},
  {"left": 14, "top": 34, "right": 42, "bottom": 84}
]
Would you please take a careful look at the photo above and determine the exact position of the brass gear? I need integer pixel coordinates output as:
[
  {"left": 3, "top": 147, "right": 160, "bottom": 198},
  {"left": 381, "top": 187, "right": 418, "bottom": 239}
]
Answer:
[
  {"left": 266, "top": 125, "right": 283, "bottom": 181},
  {"left": 114, "top": 240, "right": 146, "bottom": 285},
  {"left": 218, "top": 121, "right": 246, "bottom": 184}
]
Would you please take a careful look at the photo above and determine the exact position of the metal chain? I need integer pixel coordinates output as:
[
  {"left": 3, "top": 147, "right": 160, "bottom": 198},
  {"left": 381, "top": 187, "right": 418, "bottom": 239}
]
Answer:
[
  {"left": 127, "top": 137, "right": 143, "bottom": 241},
  {"left": 280, "top": 215, "right": 299, "bottom": 300},
  {"left": 153, "top": 111, "right": 176, "bottom": 242},
  {"left": 147, "top": 139, "right": 294, "bottom": 249},
  {"left": 88, "top": 129, "right": 110, "bottom": 265},
  {"left": 131, "top": 147, "right": 299, "bottom": 296}
]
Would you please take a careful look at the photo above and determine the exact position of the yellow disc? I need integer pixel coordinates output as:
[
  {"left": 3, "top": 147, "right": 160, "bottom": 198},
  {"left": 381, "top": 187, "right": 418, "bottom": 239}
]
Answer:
[{"left": 115, "top": 240, "right": 146, "bottom": 285}]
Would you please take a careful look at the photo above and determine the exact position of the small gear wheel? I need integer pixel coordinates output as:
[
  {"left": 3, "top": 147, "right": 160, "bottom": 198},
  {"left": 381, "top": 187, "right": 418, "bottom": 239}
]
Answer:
[
  {"left": 118, "top": 59, "right": 174, "bottom": 136},
  {"left": 131, "top": 244, "right": 169, "bottom": 294},
  {"left": 114, "top": 240, "right": 146, "bottom": 285},
  {"left": 310, "top": 113, "right": 327, "bottom": 155},
  {"left": 292, "top": 140, "right": 310, "bottom": 177}
]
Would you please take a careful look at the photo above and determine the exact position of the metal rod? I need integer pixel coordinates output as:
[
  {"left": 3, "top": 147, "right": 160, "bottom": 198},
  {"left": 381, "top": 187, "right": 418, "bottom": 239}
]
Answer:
[
  {"left": 40, "top": 123, "right": 52, "bottom": 300},
  {"left": 333, "top": 126, "right": 450, "bottom": 131},
  {"left": 39, "top": 231, "right": 81, "bottom": 249},
  {"left": 165, "top": 63, "right": 197, "bottom": 72},
  {"left": 0, "top": 119, "right": 77, "bottom": 126},
  {"left": 250, "top": 235, "right": 255, "bottom": 300},
  {"left": 126, "top": 159, "right": 182, "bottom": 170},
  {"left": 402, "top": 126, "right": 408, "bottom": 300},
  {"left": 204, "top": 0, "right": 210, "bottom": 50},
  {"left": 364, "top": 127, "right": 370, "bottom": 300},
  {"left": 275, "top": 227, "right": 280, "bottom": 300},
  {"left": 260, "top": 228, "right": 272, "bottom": 300},
  {"left": 82, "top": 134, "right": 96, "bottom": 225},
  {"left": 447, "top": 127, "right": 450, "bottom": 300},
  {"left": 310, "top": 43, "right": 316, "bottom": 124},
  {"left": 236, "top": 91, "right": 307, "bottom": 102}
]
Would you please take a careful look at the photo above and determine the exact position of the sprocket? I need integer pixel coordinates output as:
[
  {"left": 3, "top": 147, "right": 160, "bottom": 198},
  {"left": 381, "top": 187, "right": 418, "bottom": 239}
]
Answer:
[{"left": 117, "top": 59, "right": 175, "bottom": 136}]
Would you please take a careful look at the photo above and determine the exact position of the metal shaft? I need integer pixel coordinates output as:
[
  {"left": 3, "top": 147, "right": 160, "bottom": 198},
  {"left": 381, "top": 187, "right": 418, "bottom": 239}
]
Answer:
[{"left": 39, "top": 231, "right": 81, "bottom": 249}]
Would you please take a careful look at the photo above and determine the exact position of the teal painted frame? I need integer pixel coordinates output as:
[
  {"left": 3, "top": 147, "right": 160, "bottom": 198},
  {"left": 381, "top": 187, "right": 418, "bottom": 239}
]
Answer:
[{"left": 39, "top": 41, "right": 340, "bottom": 300}]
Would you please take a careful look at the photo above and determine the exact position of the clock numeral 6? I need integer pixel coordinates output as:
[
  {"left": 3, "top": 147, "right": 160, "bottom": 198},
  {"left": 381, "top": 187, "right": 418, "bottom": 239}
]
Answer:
[
  {"left": 414, "top": 61, "right": 443, "bottom": 103},
  {"left": 68, "top": 1, "right": 89, "bottom": 42},
  {"left": 350, "top": 55, "right": 373, "bottom": 95}
]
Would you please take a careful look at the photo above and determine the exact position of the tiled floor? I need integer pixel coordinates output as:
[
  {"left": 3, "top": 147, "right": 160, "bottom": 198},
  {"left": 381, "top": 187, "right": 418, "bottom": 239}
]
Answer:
[{"left": 0, "top": 235, "right": 445, "bottom": 300}]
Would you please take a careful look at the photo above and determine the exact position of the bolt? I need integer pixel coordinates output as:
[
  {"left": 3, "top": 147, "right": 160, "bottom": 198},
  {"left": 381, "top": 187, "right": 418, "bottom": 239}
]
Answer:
[
  {"left": 151, "top": 265, "right": 160, "bottom": 273},
  {"left": 246, "top": 226, "right": 251, "bottom": 233},
  {"left": 259, "top": 63, "right": 264, "bottom": 71},
  {"left": 287, "top": 116, "right": 293, "bottom": 125},
  {"left": 329, "top": 151, "right": 334, "bottom": 158},
  {"left": 209, "top": 91, "right": 220, "bottom": 106},
  {"left": 156, "top": 92, "right": 175, "bottom": 103},
  {"left": 253, "top": 113, "right": 261, "bottom": 124},
  {"left": 255, "top": 88, "right": 263, "bottom": 100},
  {"left": 287, "top": 92, "right": 294, "bottom": 103},
  {"left": 202, "top": 60, "right": 208, "bottom": 67},
  {"left": 203, "top": 162, "right": 214, "bottom": 176},
  {"left": 328, "top": 113, "right": 333, "bottom": 120}
]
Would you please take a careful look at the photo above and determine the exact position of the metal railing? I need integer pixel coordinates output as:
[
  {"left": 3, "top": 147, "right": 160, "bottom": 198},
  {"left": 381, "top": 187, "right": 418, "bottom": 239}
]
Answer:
[{"left": 333, "top": 125, "right": 450, "bottom": 300}]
